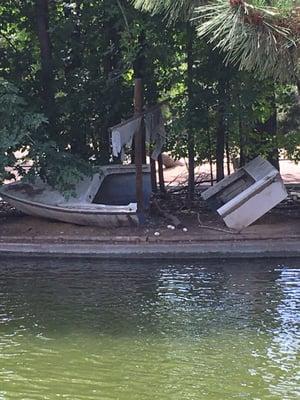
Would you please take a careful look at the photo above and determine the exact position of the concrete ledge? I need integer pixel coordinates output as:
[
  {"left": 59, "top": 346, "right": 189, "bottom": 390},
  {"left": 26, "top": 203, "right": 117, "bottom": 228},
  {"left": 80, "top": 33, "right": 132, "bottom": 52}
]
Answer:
[
  {"left": 0, "top": 239, "right": 299, "bottom": 259},
  {"left": 1, "top": 233, "right": 300, "bottom": 243}
]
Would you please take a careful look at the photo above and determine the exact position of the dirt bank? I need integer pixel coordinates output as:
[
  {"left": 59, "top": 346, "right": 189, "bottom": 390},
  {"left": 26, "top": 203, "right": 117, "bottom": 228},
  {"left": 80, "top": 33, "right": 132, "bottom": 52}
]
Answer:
[{"left": 0, "top": 189, "right": 299, "bottom": 245}]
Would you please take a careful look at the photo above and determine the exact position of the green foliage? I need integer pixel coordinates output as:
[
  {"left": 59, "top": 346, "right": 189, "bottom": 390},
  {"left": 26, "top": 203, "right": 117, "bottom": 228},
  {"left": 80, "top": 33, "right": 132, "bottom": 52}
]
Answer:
[
  {"left": 0, "top": 0, "right": 299, "bottom": 197},
  {"left": 0, "top": 79, "right": 91, "bottom": 196},
  {"left": 134, "top": 0, "right": 300, "bottom": 168},
  {"left": 277, "top": 85, "right": 300, "bottom": 161},
  {"left": 0, "top": 79, "right": 46, "bottom": 182},
  {"left": 28, "top": 142, "right": 92, "bottom": 197}
]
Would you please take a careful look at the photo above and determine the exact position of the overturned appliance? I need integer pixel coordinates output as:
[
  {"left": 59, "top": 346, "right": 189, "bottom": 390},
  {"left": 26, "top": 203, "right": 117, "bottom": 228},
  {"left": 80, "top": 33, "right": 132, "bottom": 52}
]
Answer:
[
  {"left": 202, "top": 156, "right": 288, "bottom": 231},
  {"left": 0, "top": 165, "right": 151, "bottom": 227}
]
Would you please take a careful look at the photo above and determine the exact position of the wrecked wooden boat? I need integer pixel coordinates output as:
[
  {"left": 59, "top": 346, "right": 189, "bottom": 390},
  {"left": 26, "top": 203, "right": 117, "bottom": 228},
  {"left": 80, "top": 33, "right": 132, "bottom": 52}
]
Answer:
[
  {"left": 202, "top": 156, "right": 288, "bottom": 231},
  {"left": 0, "top": 165, "right": 151, "bottom": 227}
]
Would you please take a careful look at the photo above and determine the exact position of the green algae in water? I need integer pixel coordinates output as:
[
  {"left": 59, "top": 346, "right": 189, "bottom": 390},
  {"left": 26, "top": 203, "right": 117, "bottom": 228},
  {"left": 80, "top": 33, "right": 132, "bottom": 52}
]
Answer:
[{"left": 0, "top": 259, "right": 299, "bottom": 399}]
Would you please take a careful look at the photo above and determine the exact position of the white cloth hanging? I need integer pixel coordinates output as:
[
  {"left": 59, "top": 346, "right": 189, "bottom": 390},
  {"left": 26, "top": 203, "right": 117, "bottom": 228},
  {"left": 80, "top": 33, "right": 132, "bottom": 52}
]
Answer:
[
  {"left": 144, "top": 108, "right": 166, "bottom": 160},
  {"left": 111, "top": 130, "right": 122, "bottom": 157},
  {"left": 111, "top": 117, "right": 142, "bottom": 157}
]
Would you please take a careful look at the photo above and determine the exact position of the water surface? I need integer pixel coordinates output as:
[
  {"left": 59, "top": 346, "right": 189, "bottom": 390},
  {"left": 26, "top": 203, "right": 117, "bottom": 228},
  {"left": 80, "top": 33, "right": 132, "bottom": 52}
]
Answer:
[{"left": 0, "top": 258, "right": 299, "bottom": 399}]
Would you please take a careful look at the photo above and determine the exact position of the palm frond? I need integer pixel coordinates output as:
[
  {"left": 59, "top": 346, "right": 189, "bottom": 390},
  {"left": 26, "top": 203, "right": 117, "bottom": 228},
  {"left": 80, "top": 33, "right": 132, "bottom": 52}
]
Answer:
[{"left": 195, "top": 0, "right": 300, "bottom": 82}]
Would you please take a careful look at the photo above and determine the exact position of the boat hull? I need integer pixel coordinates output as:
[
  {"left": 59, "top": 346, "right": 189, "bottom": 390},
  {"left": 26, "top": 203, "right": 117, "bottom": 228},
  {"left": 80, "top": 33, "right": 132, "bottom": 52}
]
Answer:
[
  {"left": 1, "top": 195, "right": 138, "bottom": 227},
  {"left": 0, "top": 165, "right": 151, "bottom": 227}
]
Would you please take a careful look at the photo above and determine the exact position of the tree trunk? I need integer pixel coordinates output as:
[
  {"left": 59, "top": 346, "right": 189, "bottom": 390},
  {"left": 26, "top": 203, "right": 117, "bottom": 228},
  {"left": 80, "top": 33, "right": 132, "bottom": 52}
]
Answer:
[
  {"left": 239, "top": 117, "right": 246, "bottom": 167},
  {"left": 216, "top": 76, "right": 228, "bottom": 181},
  {"left": 186, "top": 23, "right": 195, "bottom": 204},
  {"left": 226, "top": 133, "right": 230, "bottom": 175},
  {"left": 63, "top": 0, "right": 86, "bottom": 157},
  {"left": 238, "top": 93, "right": 247, "bottom": 167},
  {"left": 100, "top": 1, "right": 122, "bottom": 164},
  {"left": 265, "top": 90, "right": 280, "bottom": 171},
  {"left": 297, "top": 79, "right": 300, "bottom": 96},
  {"left": 255, "top": 88, "right": 279, "bottom": 170},
  {"left": 134, "top": 78, "right": 145, "bottom": 221},
  {"left": 142, "top": 42, "right": 160, "bottom": 193},
  {"left": 133, "top": 30, "right": 147, "bottom": 164},
  {"left": 36, "top": 0, "right": 55, "bottom": 128}
]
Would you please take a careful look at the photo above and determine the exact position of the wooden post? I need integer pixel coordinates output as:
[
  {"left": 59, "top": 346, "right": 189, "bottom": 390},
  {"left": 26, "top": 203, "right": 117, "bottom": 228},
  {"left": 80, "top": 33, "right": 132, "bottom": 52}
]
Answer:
[{"left": 134, "top": 78, "right": 145, "bottom": 223}]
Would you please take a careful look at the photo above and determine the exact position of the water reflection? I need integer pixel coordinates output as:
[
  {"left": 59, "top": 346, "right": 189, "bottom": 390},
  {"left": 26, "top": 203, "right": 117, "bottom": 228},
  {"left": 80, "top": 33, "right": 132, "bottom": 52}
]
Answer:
[
  {"left": 0, "top": 258, "right": 299, "bottom": 400},
  {"left": 265, "top": 267, "right": 300, "bottom": 399}
]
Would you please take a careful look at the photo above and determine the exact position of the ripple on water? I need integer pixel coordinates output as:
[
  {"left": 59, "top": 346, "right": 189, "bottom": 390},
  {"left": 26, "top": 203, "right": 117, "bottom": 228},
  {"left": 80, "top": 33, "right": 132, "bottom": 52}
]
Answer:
[{"left": 0, "top": 258, "right": 299, "bottom": 399}]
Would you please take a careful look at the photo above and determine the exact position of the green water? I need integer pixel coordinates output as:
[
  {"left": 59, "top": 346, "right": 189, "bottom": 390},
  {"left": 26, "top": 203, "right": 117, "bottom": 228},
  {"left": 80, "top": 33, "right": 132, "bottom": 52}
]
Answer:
[{"left": 0, "top": 259, "right": 299, "bottom": 400}]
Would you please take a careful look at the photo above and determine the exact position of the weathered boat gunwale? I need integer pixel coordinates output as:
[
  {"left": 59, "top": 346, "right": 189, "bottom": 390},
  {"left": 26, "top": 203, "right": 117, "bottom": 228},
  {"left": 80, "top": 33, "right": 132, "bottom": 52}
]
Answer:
[{"left": 1, "top": 192, "right": 137, "bottom": 215}]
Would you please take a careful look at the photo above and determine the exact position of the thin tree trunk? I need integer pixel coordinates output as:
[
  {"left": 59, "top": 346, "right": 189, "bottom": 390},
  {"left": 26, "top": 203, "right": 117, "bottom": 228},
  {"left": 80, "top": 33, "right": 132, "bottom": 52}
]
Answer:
[
  {"left": 134, "top": 78, "right": 144, "bottom": 221},
  {"left": 158, "top": 154, "right": 166, "bottom": 194},
  {"left": 150, "top": 158, "right": 157, "bottom": 192},
  {"left": 226, "top": 133, "right": 230, "bottom": 175},
  {"left": 297, "top": 79, "right": 300, "bottom": 96},
  {"left": 186, "top": 23, "right": 195, "bottom": 204},
  {"left": 143, "top": 44, "right": 160, "bottom": 193},
  {"left": 238, "top": 93, "right": 246, "bottom": 167},
  {"left": 133, "top": 30, "right": 147, "bottom": 164},
  {"left": 266, "top": 90, "right": 280, "bottom": 171},
  {"left": 207, "top": 129, "right": 214, "bottom": 186},
  {"left": 254, "top": 87, "right": 279, "bottom": 170},
  {"left": 64, "top": 0, "right": 86, "bottom": 157},
  {"left": 36, "top": 0, "right": 55, "bottom": 127},
  {"left": 101, "top": 1, "right": 122, "bottom": 164},
  {"left": 239, "top": 117, "right": 246, "bottom": 167},
  {"left": 216, "top": 76, "right": 228, "bottom": 181}
]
